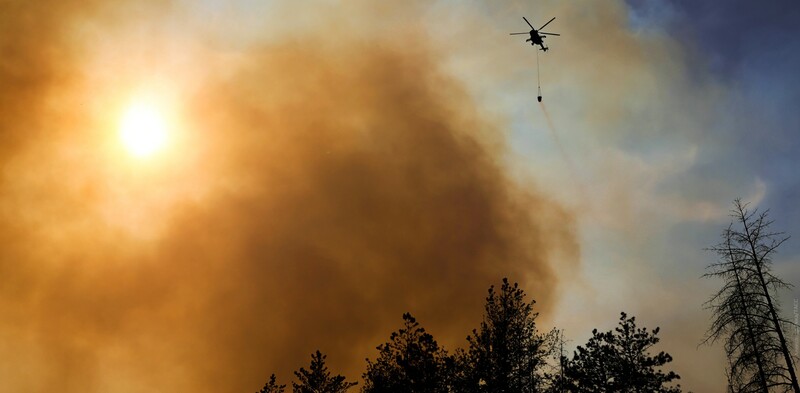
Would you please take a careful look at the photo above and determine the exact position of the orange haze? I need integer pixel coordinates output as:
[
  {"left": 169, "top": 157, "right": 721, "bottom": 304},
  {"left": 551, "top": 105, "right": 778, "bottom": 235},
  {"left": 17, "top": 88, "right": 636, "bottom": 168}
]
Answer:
[{"left": 0, "top": 1, "right": 578, "bottom": 392}]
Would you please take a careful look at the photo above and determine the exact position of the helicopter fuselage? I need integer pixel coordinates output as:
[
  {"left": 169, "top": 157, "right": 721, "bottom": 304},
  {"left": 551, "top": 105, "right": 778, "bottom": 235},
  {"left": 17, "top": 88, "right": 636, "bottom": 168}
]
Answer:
[{"left": 526, "top": 31, "right": 548, "bottom": 51}]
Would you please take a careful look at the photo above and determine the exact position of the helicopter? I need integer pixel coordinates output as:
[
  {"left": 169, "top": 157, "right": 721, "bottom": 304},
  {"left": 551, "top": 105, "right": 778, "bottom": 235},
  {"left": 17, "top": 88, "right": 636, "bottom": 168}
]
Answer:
[{"left": 510, "top": 16, "right": 560, "bottom": 52}]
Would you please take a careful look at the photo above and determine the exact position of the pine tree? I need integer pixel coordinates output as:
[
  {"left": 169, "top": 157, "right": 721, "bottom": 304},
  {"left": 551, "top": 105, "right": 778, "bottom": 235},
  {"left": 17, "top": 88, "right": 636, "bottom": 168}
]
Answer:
[
  {"left": 362, "top": 313, "right": 453, "bottom": 393},
  {"left": 292, "top": 351, "right": 357, "bottom": 393},
  {"left": 564, "top": 312, "right": 682, "bottom": 393},
  {"left": 258, "top": 374, "right": 286, "bottom": 393},
  {"left": 465, "top": 278, "right": 554, "bottom": 393}
]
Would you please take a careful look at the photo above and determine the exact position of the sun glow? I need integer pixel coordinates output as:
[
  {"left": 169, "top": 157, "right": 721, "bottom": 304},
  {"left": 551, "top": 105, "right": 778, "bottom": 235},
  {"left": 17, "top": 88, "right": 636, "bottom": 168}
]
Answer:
[{"left": 119, "top": 102, "right": 168, "bottom": 157}]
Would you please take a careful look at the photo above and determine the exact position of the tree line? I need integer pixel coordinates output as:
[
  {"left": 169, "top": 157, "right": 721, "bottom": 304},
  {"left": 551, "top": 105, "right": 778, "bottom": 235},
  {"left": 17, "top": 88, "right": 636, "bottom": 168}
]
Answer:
[
  {"left": 256, "top": 201, "right": 799, "bottom": 392},
  {"left": 256, "top": 278, "right": 683, "bottom": 393}
]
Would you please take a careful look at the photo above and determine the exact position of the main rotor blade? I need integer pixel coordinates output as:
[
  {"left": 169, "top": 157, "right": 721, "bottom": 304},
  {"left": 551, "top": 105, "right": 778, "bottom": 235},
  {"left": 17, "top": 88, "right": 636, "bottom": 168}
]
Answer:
[
  {"left": 538, "top": 17, "right": 555, "bottom": 30},
  {"left": 523, "top": 16, "right": 534, "bottom": 29},
  {"left": 510, "top": 32, "right": 530, "bottom": 35},
  {"left": 540, "top": 32, "right": 560, "bottom": 36}
]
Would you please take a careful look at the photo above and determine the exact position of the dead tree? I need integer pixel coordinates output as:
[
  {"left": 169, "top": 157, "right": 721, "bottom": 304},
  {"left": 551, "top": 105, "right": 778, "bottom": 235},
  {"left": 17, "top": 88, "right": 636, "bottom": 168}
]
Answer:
[{"left": 705, "top": 200, "right": 799, "bottom": 392}]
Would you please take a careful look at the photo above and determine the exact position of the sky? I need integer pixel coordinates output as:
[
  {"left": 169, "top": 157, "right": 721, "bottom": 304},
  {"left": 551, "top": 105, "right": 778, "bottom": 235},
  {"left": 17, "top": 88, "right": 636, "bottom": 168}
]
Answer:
[{"left": 0, "top": 1, "right": 799, "bottom": 392}]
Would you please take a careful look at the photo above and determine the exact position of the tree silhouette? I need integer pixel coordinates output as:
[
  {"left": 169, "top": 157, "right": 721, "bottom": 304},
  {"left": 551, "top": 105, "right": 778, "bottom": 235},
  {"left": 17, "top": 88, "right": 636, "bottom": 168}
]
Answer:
[
  {"left": 564, "top": 312, "right": 682, "bottom": 393},
  {"left": 705, "top": 224, "right": 779, "bottom": 393},
  {"left": 258, "top": 374, "right": 286, "bottom": 393},
  {"left": 253, "top": 279, "right": 694, "bottom": 393},
  {"left": 292, "top": 351, "right": 357, "bottom": 393},
  {"left": 464, "top": 278, "right": 555, "bottom": 393},
  {"left": 543, "top": 330, "right": 570, "bottom": 393},
  {"left": 704, "top": 200, "right": 799, "bottom": 393},
  {"left": 362, "top": 313, "right": 453, "bottom": 393}
]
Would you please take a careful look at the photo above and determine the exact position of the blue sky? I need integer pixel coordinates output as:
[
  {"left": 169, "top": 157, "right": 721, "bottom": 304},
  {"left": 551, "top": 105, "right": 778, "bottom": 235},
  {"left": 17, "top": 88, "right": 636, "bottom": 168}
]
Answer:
[{"left": 629, "top": 0, "right": 800, "bottom": 236}]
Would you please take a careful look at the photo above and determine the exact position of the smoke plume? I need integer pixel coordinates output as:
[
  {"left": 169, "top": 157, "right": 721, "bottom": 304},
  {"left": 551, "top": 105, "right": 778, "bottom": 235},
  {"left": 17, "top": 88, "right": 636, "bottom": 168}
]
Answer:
[{"left": 0, "top": 1, "right": 578, "bottom": 392}]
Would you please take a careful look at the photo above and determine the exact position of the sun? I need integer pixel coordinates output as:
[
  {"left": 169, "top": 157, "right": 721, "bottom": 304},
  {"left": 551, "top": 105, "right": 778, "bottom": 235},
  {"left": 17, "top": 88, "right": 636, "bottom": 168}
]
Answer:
[{"left": 119, "top": 102, "right": 168, "bottom": 158}]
